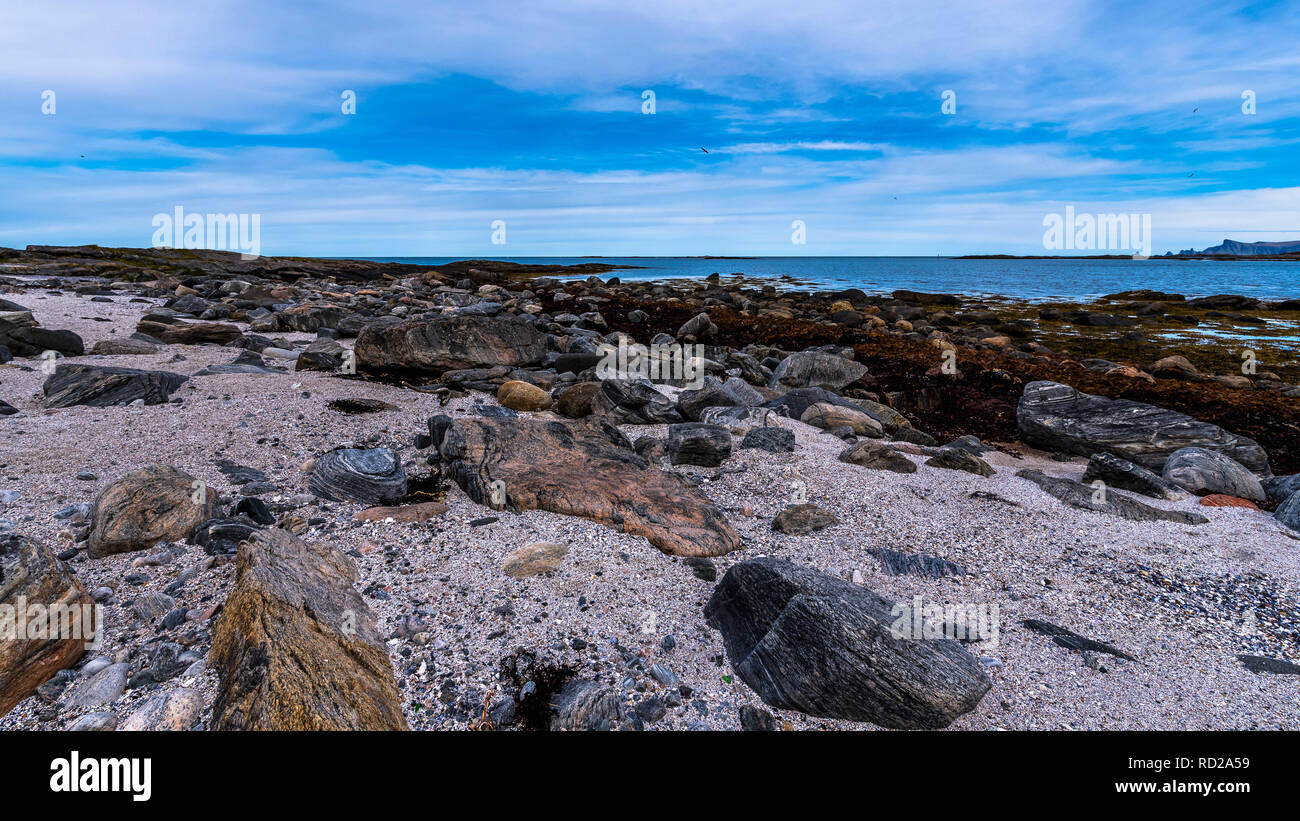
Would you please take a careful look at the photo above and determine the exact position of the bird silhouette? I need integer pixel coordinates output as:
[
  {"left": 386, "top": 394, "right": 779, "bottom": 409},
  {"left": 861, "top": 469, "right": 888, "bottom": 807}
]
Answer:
[
  {"left": 1192, "top": 107, "right": 1198, "bottom": 113},
  {"left": 700, "top": 148, "right": 709, "bottom": 154},
  {"left": 1188, "top": 172, "right": 1195, "bottom": 177}
]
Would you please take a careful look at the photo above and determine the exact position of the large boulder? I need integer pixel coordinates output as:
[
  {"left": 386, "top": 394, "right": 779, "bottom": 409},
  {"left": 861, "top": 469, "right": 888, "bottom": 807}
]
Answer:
[
  {"left": 0, "top": 534, "right": 95, "bottom": 717},
  {"left": 1017, "top": 381, "right": 1270, "bottom": 475},
  {"left": 354, "top": 315, "right": 547, "bottom": 374},
  {"left": 0, "top": 311, "right": 84, "bottom": 357},
  {"left": 209, "top": 528, "right": 407, "bottom": 730},
  {"left": 704, "top": 557, "right": 990, "bottom": 728},
  {"left": 426, "top": 416, "right": 740, "bottom": 557},
  {"left": 43, "top": 364, "right": 187, "bottom": 408},
  {"left": 769, "top": 351, "right": 867, "bottom": 391},
  {"left": 1161, "top": 447, "right": 1266, "bottom": 502},
  {"left": 88, "top": 465, "right": 217, "bottom": 557}
]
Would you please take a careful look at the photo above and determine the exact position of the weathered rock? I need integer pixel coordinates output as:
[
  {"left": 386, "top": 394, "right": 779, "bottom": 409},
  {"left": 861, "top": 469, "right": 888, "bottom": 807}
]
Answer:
[
  {"left": 868, "top": 547, "right": 965, "bottom": 578},
  {"left": 294, "top": 338, "right": 345, "bottom": 371},
  {"left": 799, "top": 402, "right": 883, "bottom": 437},
  {"left": 0, "top": 311, "right": 84, "bottom": 357},
  {"left": 1274, "top": 491, "right": 1300, "bottom": 533},
  {"left": 1022, "top": 618, "right": 1135, "bottom": 660},
  {"left": 65, "top": 662, "right": 130, "bottom": 709},
  {"left": 1149, "top": 355, "right": 1202, "bottom": 381},
  {"left": 1081, "top": 452, "right": 1184, "bottom": 500},
  {"left": 590, "top": 378, "right": 682, "bottom": 424},
  {"left": 700, "top": 405, "right": 780, "bottom": 433},
  {"left": 355, "top": 314, "right": 547, "bottom": 374},
  {"left": 88, "top": 338, "right": 158, "bottom": 356},
  {"left": 741, "top": 426, "right": 796, "bottom": 453},
  {"left": 1017, "top": 381, "right": 1269, "bottom": 474},
  {"left": 925, "top": 447, "right": 994, "bottom": 476},
  {"left": 555, "top": 381, "right": 602, "bottom": 418},
  {"left": 209, "top": 528, "right": 408, "bottom": 730},
  {"left": 667, "top": 423, "right": 732, "bottom": 467},
  {"left": 497, "top": 380, "right": 552, "bottom": 412},
  {"left": 772, "top": 503, "right": 839, "bottom": 535},
  {"left": 1263, "top": 475, "right": 1300, "bottom": 507},
  {"left": 119, "top": 687, "right": 204, "bottom": 731},
  {"left": 136, "top": 318, "right": 242, "bottom": 345},
  {"left": 1016, "top": 468, "right": 1208, "bottom": 524},
  {"left": 704, "top": 557, "right": 990, "bottom": 728},
  {"left": 769, "top": 351, "right": 867, "bottom": 391},
  {"left": 88, "top": 465, "right": 217, "bottom": 557},
  {"left": 43, "top": 364, "right": 187, "bottom": 408},
  {"left": 839, "top": 441, "right": 917, "bottom": 473},
  {"left": 308, "top": 448, "right": 408, "bottom": 505},
  {"left": 191, "top": 516, "right": 261, "bottom": 556},
  {"left": 67, "top": 711, "right": 119, "bottom": 731},
  {"left": 426, "top": 416, "right": 740, "bottom": 557},
  {"left": 1198, "top": 494, "right": 1259, "bottom": 509},
  {"left": 502, "top": 542, "right": 569, "bottom": 578},
  {"left": 0, "top": 534, "right": 95, "bottom": 717},
  {"left": 326, "top": 398, "right": 397, "bottom": 414},
  {"left": 352, "top": 501, "right": 449, "bottom": 522},
  {"left": 549, "top": 678, "right": 623, "bottom": 731},
  {"left": 1161, "top": 447, "right": 1265, "bottom": 502}
]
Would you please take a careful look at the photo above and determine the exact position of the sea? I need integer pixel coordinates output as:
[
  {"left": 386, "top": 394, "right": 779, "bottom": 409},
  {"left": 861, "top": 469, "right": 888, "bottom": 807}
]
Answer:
[{"left": 355, "top": 256, "right": 1300, "bottom": 302}]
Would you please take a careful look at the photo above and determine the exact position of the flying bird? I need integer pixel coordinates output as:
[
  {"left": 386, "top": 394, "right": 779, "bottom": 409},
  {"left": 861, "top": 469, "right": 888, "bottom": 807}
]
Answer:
[
  {"left": 700, "top": 147, "right": 709, "bottom": 154},
  {"left": 1192, "top": 107, "right": 1198, "bottom": 113}
]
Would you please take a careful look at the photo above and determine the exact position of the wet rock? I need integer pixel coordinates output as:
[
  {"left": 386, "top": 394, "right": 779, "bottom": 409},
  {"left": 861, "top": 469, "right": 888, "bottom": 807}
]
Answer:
[
  {"left": 426, "top": 415, "right": 740, "bottom": 557},
  {"left": 772, "top": 503, "right": 839, "bottom": 535},
  {"left": 308, "top": 448, "right": 408, "bottom": 505},
  {"left": 0, "top": 534, "right": 95, "bottom": 717},
  {"left": 1017, "top": 381, "right": 1270, "bottom": 474},
  {"left": 704, "top": 557, "right": 990, "bottom": 728},
  {"left": 1162, "top": 447, "right": 1265, "bottom": 502},
  {"left": 667, "top": 423, "right": 732, "bottom": 467},
  {"left": 839, "top": 441, "right": 916, "bottom": 473},
  {"left": 1016, "top": 468, "right": 1208, "bottom": 524},
  {"left": 210, "top": 528, "right": 408, "bottom": 730},
  {"left": 769, "top": 351, "right": 867, "bottom": 391},
  {"left": 88, "top": 465, "right": 217, "bottom": 557},
  {"left": 43, "top": 364, "right": 187, "bottom": 408},
  {"left": 1081, "top": 452, "right": 1184, "bottom": 500},
  {"left": 355, "top": 314, "right": 547, "bottom": 374}
]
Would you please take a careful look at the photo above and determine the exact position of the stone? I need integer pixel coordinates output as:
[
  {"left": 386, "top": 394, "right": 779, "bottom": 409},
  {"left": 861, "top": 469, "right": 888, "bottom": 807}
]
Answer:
[
  {"left": 326, "top": 398, "right": 396, "bottom": 414},
  {"left": 119, "top": 687, "right": 204, "bottom": 731},
  {"left": 88, "top": 465, "right": 217, "bottom": 557},
  {"left": 772, "top": 503, "right": 839, "bottom": 535},
  {"left": 769, "top": 351, "right": 867, "bottom": 391},
  {"left": 1017, "top": 381, "right": 1269, "bottom": 474},
  {"left": 497, "top": 380, "right": 552, "bottom": 412},
  {"left": 549, "top": 678, "right": 623, "bottom": 731},
  {"left": 1162, "top": 447, "right": 1265, "bottom": 502},
  {"left": 839, "top": 441, "right": 917, "bottom": 473},
  {"left": 136, "top": 318, "right": 242, "bottom": 345},
  {"left": 352, "top": 501, "right": 449, "bottom": 523},
  {"left": 43, "top": 364, "right": 188, "bottom": 408},
  {"left": 502, "top": 542, "right": 569, "bottom": 578},
  {"left": 1198, "top": 494, "right": 1259, "bottom": 509},
  {"left": 1016, "top": 468, "right": 1208, "bottom": 524},
  {"left": 209, "top": 528, "right": 408, "bottom": 730},
  {"left": 294, "top": 338, "right": 345, "bottom": 371},
  {"left": 1274, "top": 491, "right": 1300, "bottom": 533},
  {"left": 1262, "top": 475, "right": 1300, "bottom": 507},
  {"left": 0, "top": 534, "right": 95, "bottom": 717},
  {"left": 308, "top": 448, "right": 408, "bottom": 505},
  {"left": 741, "top": 427, "right": 796, "bottom": 453},
  {"left": 1081, "top": 452, "right": 1184, "bottom": 500},
  {"left": 89, "top": 338, "right": 159, "bottom": 355},
  {"left": 704, "top": 557, "right": 990, "bottom": 728},
  {"left": 667, "top": 423, "right": 732, "bottom": 467},
  {"left": 799, "top": 402, "right": 883, "bottom": 437},
  {"left": 191, "top": 516, "right": 261, "bottom": 556},
  {"left": 64, "top": 662, "right": 130, "bottom": 710},
  {"left": 355, "top": 314, "right": 547, "bottom": 374},
  {"left": 1148, "top": 355, "right": 1202, "bottom": 381},
  {"left": 0, "top": 311, "right": 84, "bottom": 357},
  {"left": 925, "top": 447, "right": 994, "bottom": 476},
  {"left": 555, "top": 382, "right": 602, "bottom": 418},
  {"left": 427, "top": 415, "right": 740, "bottom": 557},
  {"left": 590, "top": 378, "right": 682, "bottom": 424},
  {"left": 67, "top": 711, "right": 119, "bottom": 731}
]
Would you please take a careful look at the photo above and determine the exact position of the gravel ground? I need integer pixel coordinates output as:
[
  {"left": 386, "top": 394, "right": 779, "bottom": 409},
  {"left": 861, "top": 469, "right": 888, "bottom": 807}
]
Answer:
[{"left": 2, "top": 287, "right": 1299, "bottom": 731}]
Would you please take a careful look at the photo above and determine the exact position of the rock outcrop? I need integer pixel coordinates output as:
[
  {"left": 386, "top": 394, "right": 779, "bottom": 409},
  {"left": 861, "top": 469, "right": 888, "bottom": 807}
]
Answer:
[{"left": 355, "top": 315, "right": 547, "bottom": 374}]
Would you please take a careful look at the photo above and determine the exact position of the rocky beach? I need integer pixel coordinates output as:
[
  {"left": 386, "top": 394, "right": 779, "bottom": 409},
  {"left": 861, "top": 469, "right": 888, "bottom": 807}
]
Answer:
[{"left": 2, "top": 245, "right": 1299, "bottom": 732}]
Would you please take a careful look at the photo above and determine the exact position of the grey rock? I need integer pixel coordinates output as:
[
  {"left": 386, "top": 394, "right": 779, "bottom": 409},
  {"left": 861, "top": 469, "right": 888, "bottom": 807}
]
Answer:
[
  {"left": 839, "top": 441, "right": 916, "bottom": 473},
  {"left": 67, "top": 711, "right": 119, "bottom": 731},
  {"left": 667, "top": 423, "right": 732, "bottom": 467},
  {"left": 741, "top": 427, "right": 796, "bottom": 453},
  {"left": 308, "top": 448, "right": 408, "bottom": 505},
  {"left": 1161, "top": 447, "right": 1265, "bottom": 502},
  {"left": 769, "top": 351, "right": 867, "bottom": 391},
  {"left": 1274, "top": 491, "right": 1300, "bottom": 533},
  {"left": 590, "top": 378, "right": 682, "bottom": 424},
  {"left": 65, "top": 662, "right": 130, "bottom": 709},
  {"left": 42, "top": 364, "right": 187, "bottom": 408},
  {"left": 772, "top": 503, "right": 839, "bottom": 535},
  {"left": 1016, "top": 468, "right": 1208, "bottom": 524},
  {"left": 925, "top": 447, "right": 994, "bottom": 477},
  {"left": 1263, "top": 475, "right": 1300, "bottom": 508},
  {"left": 1081, "top": 452, "right": 1185, "bottom": 500},
  {"left": 549, "top": 678, "right": 623, "bottom": 731}
]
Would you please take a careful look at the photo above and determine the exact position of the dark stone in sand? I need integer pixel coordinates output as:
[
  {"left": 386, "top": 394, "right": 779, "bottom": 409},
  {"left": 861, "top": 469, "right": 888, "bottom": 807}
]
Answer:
[
  {"left": 1081, "top": 452, "right": 1184, "bottom": 501},
  {"left": 839, "top": 440, "right": 916, "bottom": 473},
  {"left": 772, "top": 503, "right": 839, "bottom": 535},
  {"left": 741, "top": 426, "right": 796, "bottom": 453},
  {"left": 43, "top": 364, "right": 187, "bottom": 408},
  {"left": 590, "top": 378, "right": 682, "bottom": 424},
  {"left": 704, "top": 557, "right": 990, "bottom": 728},
  {"left": 136, "top": 318, "right": 242, "bottom": 345},
  {"left": 1022, "top": 618, "right": 1135, "bottom": 660},
  {"left": 667, "top": 422, "right": 732, "bottom": 467},
  {"left": 925, "top": 447, "right": 994, "bottom": 476},
  {"left": 192, "top": 516, "right": 262, "bottom": 556},
  {"left": 327, "top": 398, "right": 397, "bottom": 414},
  {"left": 868, "top": 547, "right": 965, "bottom": 578},
  {"left": 1237, "top": 655, "right": 1300, "bottom": 675},
  {"left": 308, "top": 448, "right": 408, "bottom": 505},
  {"left": 1016, "top": 468, "right": 1208, "bottom": 524}
]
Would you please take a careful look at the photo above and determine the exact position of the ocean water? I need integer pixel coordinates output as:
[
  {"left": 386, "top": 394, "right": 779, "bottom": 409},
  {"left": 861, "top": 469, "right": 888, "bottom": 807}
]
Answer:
[{"left": 356, "top": 256, "right": 1300, "bottom": 302}]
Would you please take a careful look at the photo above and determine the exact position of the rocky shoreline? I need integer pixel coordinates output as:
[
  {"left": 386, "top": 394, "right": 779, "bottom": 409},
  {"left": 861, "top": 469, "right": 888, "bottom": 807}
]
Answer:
[{"left": 2, "top": 245, "right": 1299, "bottom": 732}]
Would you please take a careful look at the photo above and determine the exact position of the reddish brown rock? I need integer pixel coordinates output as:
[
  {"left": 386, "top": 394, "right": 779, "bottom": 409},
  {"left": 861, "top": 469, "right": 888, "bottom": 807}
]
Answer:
[
  {"left": 352, "top": 501, "right": 449, "bottom": 522},
  {"left": 88, "top": 465, "right": 217, "bottom": 557},
  {"left": 1198, "top": 494, "right": 1260, "bottom": 510}
]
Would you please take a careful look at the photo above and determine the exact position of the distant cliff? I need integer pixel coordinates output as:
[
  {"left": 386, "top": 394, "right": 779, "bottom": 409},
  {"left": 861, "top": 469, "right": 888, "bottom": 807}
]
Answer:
[{"left": 1193, "top": 239, "right": 1300, "bottom": 255}]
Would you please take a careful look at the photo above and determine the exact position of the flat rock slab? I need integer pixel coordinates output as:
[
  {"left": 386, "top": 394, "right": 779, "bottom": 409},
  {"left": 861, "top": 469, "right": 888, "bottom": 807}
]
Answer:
[
  {"left": 352, "top": 501, "right": 449, "bottom": 522},
  {"left": 772, "top": 503, "right": 839, "bottom": 535},
  {"left": 503, "top": 542, "right": 569, "bottom": 578},
  {"left": 868, "top": 547, "right": 965, "bottom": 578},
  {"left": 88, "top": 465, "right": 217, "bottom": 557},
  {"left": 1081, "top": 452, "right": 1184, "bottom": 500},
  {"left": 355, "top": 314, "right": 547, "bottom": 374},
  {"left": 136, "top": 318, "right": 242, "bottom": 345},
  {"left": 426, "top": 416, "right": 741, "bottom": 557},
  {"left": 43, "top": 364, "right": 187, "bottom": 408},
  {"left": 0, "top": 534, "right": 95, "bottom": 717},
  {"left": 1016, "top": 468, "right": 1208, "bottom": 524},
  {"left": 704, "top": 557, "right": 990, "bottom": 728},
  {"left": 839, "top": 441, "right": 916, "bottom": 473},
  {"left": 1022, "top": 618, "right": 1136, "bottom": 660},
  {"left": 209, "top": 528, "right": 407, "bottom": 730},
  {"left": 1017, "top": 380, "right": 1270, "bottom": 475},
  {"left": 1238, "top": 655, "right": 1300, "bottom": 675}
]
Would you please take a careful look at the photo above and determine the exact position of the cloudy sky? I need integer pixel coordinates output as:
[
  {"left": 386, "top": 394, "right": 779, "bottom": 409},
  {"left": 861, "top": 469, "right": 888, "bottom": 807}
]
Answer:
[{"left": 2, "top": 0, "right": 1298, "bottom": 256}]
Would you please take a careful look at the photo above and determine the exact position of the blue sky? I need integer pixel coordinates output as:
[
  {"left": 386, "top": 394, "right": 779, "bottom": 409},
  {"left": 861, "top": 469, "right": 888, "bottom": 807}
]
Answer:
[{"left": 2, "top": 0, "right": 1299, "bottom": 256}]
